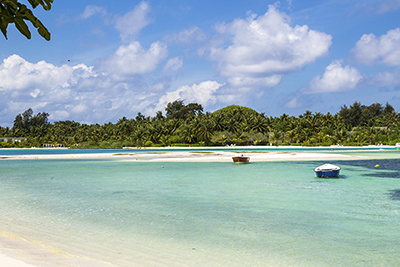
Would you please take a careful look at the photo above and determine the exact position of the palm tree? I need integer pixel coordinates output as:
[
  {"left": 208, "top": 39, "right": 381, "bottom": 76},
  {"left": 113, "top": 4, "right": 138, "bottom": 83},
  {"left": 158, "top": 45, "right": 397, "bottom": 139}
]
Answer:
[
  {"left": 270, "top": 130, "right": 282, "bottom": 145},
  {"left": 197, "top": 121, "right": 213, "bottom": 144},
  {"left": 249, "top": 115, "right": 269, "bottom": 134},
  {"left": 212, "top": 113, "right": 225, "bottom": 132},
  {"left": 179, "top": 124, "right": 195, "bottom": 144},
  {"left": 285, "top": 130, "right": 297, "bottom": 144},
  {"left": 159, "top": 135, "right": 171, "bottom": 146},
  {"left": 131, "top": 126, "right": 147, "bottom": 147}
]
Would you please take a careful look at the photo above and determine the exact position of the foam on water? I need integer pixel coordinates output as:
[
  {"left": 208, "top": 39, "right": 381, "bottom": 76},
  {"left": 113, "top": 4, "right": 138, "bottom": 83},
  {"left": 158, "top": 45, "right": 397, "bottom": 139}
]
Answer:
[{"left": 1, "top": 156, "right": 400, "bottom": 266}]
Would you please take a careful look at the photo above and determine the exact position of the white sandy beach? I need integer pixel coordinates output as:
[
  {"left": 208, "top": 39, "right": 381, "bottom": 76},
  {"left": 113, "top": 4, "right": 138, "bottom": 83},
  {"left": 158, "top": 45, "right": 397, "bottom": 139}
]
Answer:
[
  {"left": 0, "top": 149, "right": 366, "bottom": 161},
  {"left": 0, "top": 147, "right": 393, "bottom": 266}
]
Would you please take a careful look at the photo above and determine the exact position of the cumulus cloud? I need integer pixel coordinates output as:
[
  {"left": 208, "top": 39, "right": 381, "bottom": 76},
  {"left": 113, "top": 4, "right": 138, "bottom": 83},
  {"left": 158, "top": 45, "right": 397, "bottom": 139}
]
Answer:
[
  {"left": 302, "top": 60, "right": 363, "bottom": 93},
  {"left": 153, "top": 81, "right": 224, "bottom": 112},
  {"left": 114, "top": 1, "right": 152, "bottom": 41},
  {"left": 206, "top": 5, "right": 332, "bottom": 89},
  {"left": 0, "top": 55, "right": 100, "bottom": 122},
  {"left": 352, "top": 28, "right": 400, "bottom": 66},
  {"left": 0, "top": 53, "right": 169, "bottom": 124},
  {"left": 0, "top": 2, "right": 174, "bottom": 125},
  {"left": 0, "top": 55, "right": 95, "bottom": 92},
  {"left": 99, "top": 41, "right": 168, "bottom": 78}
]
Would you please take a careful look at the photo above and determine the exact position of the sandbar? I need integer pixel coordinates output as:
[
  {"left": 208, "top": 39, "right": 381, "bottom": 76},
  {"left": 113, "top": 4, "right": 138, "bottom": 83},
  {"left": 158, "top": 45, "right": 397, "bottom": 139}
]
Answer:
[{"left": 0, "top": 148, "right": 375, "bottom": 161}]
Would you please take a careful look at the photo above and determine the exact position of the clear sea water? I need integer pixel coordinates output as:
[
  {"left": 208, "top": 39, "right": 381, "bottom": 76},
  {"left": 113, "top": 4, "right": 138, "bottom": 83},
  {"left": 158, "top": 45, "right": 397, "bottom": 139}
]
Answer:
[{"left": 1, "top": 150, "right": 400, "bottom": 266}]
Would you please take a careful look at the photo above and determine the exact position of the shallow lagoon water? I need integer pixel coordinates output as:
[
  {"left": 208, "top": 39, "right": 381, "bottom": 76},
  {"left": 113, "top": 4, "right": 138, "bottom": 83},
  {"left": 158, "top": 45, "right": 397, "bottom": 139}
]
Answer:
[{"left": 1, "top": 155, "right": 400, "bottom": 266}]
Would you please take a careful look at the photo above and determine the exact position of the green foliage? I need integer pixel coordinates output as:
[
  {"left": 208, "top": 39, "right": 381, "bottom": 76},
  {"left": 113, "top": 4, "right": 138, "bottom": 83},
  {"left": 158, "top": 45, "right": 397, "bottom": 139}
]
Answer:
[
  {"left": 1, "top": 0, "right": 53, "bottom": 40},
  {"left": 165, "top": 100, "right": 203, "bottom": 120},
  {"left": 12, "top": 108, "right": 49, "bottom": 137},
  {"left": 3, "top": 102, "right": 400, "bottom": 148},
  {"left": 212, "top": 105, "right": 258, "bottom": 117}
]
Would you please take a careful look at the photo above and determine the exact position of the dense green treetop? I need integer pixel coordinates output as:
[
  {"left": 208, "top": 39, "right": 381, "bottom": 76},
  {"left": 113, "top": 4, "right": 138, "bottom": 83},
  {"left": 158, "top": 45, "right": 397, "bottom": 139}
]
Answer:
[
  {"left": 212, "top": 105, "right": 260, "bottom": 118},
  {"left": 165, "top": 100, "right": 204, "bottom": 120},
  {"left": 0, "top": 0, "right": 53, "bottom": 40},
  {"left": 2, "top": 101, "right": 400, "bottom": 148}
]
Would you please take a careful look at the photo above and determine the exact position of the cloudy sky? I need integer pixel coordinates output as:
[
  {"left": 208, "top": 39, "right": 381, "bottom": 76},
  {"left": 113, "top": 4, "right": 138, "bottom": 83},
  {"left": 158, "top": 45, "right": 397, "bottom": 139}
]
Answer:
[{"left": 1, "top": 0, "right": 400, "bottom": 126}]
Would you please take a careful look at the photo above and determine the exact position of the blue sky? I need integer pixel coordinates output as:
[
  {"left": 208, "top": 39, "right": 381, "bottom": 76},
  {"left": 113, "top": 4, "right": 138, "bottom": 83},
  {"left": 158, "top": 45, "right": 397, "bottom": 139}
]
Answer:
[{"left": 1, "top": 0, "right": 400, "bottom": 126}]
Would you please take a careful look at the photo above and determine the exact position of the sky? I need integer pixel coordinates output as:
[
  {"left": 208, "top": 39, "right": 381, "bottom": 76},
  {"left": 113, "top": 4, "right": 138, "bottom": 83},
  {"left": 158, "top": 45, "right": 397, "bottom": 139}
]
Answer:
[{"left": 1, "top": 0, "right": 400, "bottom": 127}]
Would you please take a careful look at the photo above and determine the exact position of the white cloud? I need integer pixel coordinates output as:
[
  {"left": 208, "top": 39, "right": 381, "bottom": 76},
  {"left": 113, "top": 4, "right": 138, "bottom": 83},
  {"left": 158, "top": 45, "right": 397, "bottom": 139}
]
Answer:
[
  {"left": 0, "top": 55, "right": 95, "bottom": 92},
  {"left": 164, "top": 26, "right": 207, "bottom": 46},
  {"left": 376, "top": 0, "right": 400, "bottom": 13},
  {"left": 207, "top": 5, "right": 332, "bottom": 89},
  {"left": 30, "top": 89, "right": 41, "bottom": 98},
  {"left": 228, "top": 75, "right": 282, "bottom": 88},
  {"left": 0, "top": 53, "right": 169, "bottom": 124},
  {"left": 153, "top": 81, "right": 224, "bottom": 112},
  {"left": 285, "top": 97, "right": 302, "bottom": 109},
  {"left": 100, "top": 41, "right": 168, "bottom": 78},
  {"left": 49, "top": 110, "right": 70, "bottom": 121},
  {"left": 353, "top": 0, "right": 400, "bottom": 15},
  {"left": 114, "top": 1, "right": 152, "bottom": 41},
  {"left": 79, "top": 5, "right": 107, "bottom": 19},
  {"left": 370, "top": 69, "right": 400, "bottom": 87},
  {"left": 352, "top": 28, "right": 400, "bottom": 66},
  {"left": 0, "top": 1, "right": 173, "bottom": 125},
  {"left": 164, "top": 57, "right": 183, "bottom": 71},
  {"left": 303, "top": 60, "right": 363, "bottom": 93}
]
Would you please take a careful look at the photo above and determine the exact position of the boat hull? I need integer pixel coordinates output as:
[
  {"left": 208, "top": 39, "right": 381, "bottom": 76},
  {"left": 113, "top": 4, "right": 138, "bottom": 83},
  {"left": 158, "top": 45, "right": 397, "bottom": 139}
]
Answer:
[
  {"left": 232, "top": 156, "right": 250, "bottom": 164},
  {"left": 315, "top": 170, "right": 340, "bottom": 178},
  {"left": 314, "top": 163, "right": 341, "bottom": 178}
]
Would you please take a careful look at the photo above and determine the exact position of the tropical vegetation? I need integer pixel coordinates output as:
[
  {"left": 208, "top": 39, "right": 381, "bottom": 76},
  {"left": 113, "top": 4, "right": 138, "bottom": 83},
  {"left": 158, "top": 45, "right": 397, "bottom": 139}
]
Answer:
[
  {"left": 0, "top": 0, "right": 53, "bottom": 40},
  {"left": 1, "top": 101, "right": 400, "bottom": 148}
]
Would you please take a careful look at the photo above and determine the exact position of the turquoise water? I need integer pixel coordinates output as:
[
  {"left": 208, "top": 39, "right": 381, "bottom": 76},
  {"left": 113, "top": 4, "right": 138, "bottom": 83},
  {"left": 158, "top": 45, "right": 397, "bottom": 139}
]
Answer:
[{"left": 1, "top": 156, "right": 400, "bottom": 266}]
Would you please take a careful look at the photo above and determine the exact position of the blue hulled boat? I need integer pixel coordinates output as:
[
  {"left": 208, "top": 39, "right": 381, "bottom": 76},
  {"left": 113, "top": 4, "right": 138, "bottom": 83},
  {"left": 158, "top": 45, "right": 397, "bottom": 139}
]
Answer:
[{"left": 314, "top": 163, "right": 341, "bottom": 178}]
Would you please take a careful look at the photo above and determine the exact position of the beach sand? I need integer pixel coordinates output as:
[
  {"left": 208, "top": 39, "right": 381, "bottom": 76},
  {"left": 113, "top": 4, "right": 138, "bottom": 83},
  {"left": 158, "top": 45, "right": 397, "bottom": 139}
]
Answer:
[
  {"left": 0, "top": 232, "right": 112, "bottom": 267},
  {"left": 0, "top": 147, "right": 386, "bottom": 266},
  {"left": 0, "top": 149, "right": 365, "bottom": 162}
]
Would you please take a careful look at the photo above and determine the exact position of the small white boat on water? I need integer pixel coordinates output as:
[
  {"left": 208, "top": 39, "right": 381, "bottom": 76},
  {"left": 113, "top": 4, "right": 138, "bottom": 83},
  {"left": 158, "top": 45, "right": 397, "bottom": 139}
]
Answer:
[
  {"left": 314, "top": 163, "right": 341, "bottom": 178},
  {"left": 232, "top": 154, "right": 250, "bottom": 164}
]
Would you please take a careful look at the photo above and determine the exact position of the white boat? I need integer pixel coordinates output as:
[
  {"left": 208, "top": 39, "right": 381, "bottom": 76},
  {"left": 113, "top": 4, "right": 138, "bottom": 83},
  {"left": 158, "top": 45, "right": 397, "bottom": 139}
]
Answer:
[
  {"left": 232, "top": 154, "right": 250, "bottom": 164},
  {"left": 314, "top": 163, "right": 340, "bottom": 178}
]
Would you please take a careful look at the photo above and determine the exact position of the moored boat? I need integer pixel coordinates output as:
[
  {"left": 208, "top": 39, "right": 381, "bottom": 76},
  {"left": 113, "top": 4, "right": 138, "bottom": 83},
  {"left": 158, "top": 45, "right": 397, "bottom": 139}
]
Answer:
[
  {"left": 314, "top": 163, "right": 340, "bottom": 178},
  {"left": 232, "top": 154, "right": 250, "bottom": 164}
]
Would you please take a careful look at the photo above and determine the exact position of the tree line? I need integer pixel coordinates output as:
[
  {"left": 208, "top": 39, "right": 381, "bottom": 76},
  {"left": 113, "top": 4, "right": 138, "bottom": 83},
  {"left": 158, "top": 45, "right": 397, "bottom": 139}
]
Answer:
[{"left": 1, "top": 101, "right": 400, "bottom": 148}]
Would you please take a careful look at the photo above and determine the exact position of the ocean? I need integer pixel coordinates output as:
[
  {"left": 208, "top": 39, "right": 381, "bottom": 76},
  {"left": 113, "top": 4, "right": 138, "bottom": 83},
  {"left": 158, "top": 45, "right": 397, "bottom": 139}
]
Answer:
[{"left": 1, "top": 149, "right": 400, "bottom": 266}]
